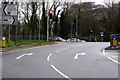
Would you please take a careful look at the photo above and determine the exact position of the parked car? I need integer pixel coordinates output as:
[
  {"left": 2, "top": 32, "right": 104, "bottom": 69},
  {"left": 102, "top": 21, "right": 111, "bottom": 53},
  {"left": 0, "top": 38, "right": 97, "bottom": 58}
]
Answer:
[
  {"left": 49, "top": 37, "right": 66, "bottom": 42},
  {"left": 80, "top": 40, "right": 86, "bottom": 42},
  {"left": 66, "top": 38, "right": 80, "bottom": 42},
  {"left": 66, "top": 38, "right": 86, "bottom": 42}
]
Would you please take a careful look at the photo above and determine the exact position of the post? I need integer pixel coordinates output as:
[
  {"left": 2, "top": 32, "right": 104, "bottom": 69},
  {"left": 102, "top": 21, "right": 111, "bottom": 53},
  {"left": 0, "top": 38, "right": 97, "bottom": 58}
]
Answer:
[
  {"left": 8, "top": 26, "right": 10, "bottom": 42},
  {"left": 47, "top": 1, "right": 49, "bottom": 42},
  {"left": 76, "top": 15, "right": 78, "bottom": 38},
  {"left": 16, "top": 3, "right": 18, "bottom": 42},
  {"left": 0, "top": 2, "right": 2, "bottom": 48},
  {"left": 38, "top": 2, "right": 41, "bottom": 40}
]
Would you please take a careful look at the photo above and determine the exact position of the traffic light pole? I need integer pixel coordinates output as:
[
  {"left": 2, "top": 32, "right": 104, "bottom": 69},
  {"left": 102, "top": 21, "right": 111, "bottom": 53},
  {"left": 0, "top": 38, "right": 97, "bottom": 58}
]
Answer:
[{"left": 47, "top": 2, "right": 49, "bottom": 42}]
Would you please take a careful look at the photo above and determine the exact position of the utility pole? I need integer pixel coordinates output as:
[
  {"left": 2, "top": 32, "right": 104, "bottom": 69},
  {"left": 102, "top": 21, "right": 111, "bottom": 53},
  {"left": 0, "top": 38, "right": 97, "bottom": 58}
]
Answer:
[
  {"left": 0, "top": 2, "right": 2, "bottom": 48},
  {"left": 47, "top": 1, "right": 49, "bottom": 42},
  {"left": 76, "top": 15, "right": 78, "bottom": 38},
  {"left": 38, "top": 2, "right": 41, "bottom": 40}
]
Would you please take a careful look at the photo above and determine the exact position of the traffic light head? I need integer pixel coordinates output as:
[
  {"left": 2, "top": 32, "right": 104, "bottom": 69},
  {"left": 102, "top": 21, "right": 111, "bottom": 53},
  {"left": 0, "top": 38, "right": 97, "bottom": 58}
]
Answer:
[
  {"left": 49, "top": 10, "right": 53, "bottom": 20},
  {"left": 90, "top": 29, "right": 93, "bottom": 33},
  {"left": 49, "top": 10, "right": 53, "bottom": 14},
  {"left": 89, "top": 29, "right": 94, "bottom": 34}
]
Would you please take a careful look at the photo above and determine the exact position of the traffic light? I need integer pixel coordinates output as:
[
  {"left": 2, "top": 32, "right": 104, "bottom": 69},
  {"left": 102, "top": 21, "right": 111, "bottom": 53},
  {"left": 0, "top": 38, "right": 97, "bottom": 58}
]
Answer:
[
  {"left": 49, "top": 10, "right": 53, "bottom": 20},
  {"left": 89, "top": 29, "right": 94, "bottom": 34}
]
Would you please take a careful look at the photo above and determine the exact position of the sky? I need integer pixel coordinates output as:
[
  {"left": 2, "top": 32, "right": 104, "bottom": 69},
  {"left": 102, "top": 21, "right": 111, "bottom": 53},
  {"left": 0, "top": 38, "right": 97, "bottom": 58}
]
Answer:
[
  {"left": 2, "top": 0, "right": 120, "bottom": 4},
  {"left": 75, "top": 0, "right": 120, "bottom": 5}
]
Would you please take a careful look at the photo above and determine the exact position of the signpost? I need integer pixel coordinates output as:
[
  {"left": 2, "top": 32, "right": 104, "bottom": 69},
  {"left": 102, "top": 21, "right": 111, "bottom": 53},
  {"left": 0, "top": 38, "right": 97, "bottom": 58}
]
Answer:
[
  {"left": 0, "top": 4, "right": 2, "bottom": 48},
  {"left": 2, "top": 2, "right": 18, "bottom": 42},
  {"left": 0, "top": 3, "right": 2, "bottom": 80},
  {"left": 100, "top": 32, "right": 104, "bottom": 42}
]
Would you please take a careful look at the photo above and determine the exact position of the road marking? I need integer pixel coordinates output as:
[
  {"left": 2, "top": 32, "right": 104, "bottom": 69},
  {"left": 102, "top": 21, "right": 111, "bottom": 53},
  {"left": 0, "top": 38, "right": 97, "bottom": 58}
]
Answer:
[
  {"left": 16, "top": 53, "right": 33, "bottom": 60},
  {"left": 107, "top": 56, "right": 120, "bottom": 64},
  {"left": 74, "top": 52, "right": 86, "bottom": 60},
  {"left": 103, "top": 50, "right": 120, "bottom": 64},
  {"left": 51, "top": 65, "right": 72, "bottom": 80},
  {"left": 47, "top": 54, "right": 52, "bottom": 61},
  {"left": 103, "top": 49, "right": 105, "bottom": 55}
]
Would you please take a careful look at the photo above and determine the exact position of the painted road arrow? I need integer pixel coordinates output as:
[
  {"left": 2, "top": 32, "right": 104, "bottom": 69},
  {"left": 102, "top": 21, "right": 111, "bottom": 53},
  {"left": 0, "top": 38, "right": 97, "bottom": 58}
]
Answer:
[
  {"left": 16, "top": 53, "right": 33, "bottom": 60},
  {"left": 74, "top": 52, "right": 86, "bottom": 60},
  {"left": 3, "top": 16, "right": 15, "bottom": 25}
]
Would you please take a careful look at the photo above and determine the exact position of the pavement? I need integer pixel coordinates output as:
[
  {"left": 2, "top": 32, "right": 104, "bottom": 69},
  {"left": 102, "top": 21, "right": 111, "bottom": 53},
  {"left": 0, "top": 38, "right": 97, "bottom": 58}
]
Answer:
[{"left": 1, "top": 42, "right": 119, "bottom": 80}]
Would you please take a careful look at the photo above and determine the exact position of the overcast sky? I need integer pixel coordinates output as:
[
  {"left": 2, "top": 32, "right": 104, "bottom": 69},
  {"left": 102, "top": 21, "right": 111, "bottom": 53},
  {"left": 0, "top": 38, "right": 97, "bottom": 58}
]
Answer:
[
  {"left": 74, "top": 0, "right": 120, "bottom": 5},
  {"left": 2, "top": 0, "right": 119, "bottom": 5}
]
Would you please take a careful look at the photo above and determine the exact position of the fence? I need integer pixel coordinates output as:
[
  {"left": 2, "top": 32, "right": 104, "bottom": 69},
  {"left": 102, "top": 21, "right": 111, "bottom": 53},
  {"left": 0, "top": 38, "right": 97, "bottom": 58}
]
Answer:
[{"left": 6, "top": 35, "right": 47, "bottom": 42}]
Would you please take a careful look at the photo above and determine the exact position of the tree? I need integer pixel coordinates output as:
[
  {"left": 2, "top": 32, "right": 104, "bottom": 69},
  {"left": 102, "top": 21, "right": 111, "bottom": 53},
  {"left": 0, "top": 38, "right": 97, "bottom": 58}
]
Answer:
[
  {"left": 21, "top": 2, "right": 39, "bottom": 40},
  {"left": 41, "top": 2, "right": 47, "bottom": 38}
]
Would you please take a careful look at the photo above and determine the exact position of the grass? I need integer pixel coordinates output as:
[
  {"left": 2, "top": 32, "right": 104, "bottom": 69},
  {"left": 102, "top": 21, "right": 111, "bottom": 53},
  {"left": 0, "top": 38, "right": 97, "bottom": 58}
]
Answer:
[{"left": 6, "top": 40, "right": 48, "bottom": 48}]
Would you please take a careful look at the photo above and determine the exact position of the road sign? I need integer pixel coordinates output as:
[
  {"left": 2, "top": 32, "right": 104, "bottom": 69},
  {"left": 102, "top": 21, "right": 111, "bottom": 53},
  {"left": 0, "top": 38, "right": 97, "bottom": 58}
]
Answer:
[
  {"left": 2, "top": 3, "right": 18, "bottom": 25},
  {"left": 113, "top": 36, "right": 117, "bottom": 40},
  {"left": 100, "top": 32, "right": 104, "bottom": 34},
  {"left": 113, "top": 36, "right": 118, "bottom": 47},
  {"left": 3, "top": 16, "right": 18, "bottom": 25},
  {"left": 113, "top": 40, "right": 118, "bottom": 47},
  {"left": 3, "top": 4, "right": 18, "bottom": 16}
]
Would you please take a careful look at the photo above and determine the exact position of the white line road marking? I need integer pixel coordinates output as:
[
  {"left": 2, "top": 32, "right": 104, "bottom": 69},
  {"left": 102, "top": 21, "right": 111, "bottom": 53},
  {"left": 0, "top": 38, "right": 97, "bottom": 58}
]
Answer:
[
  {"left": 47, "top": 54, "right": 52, "bottom": 61},
  {"left": 51, "top": 65, "right": 72, "bottom": 80},
  {"left": 103, "top": 49, "right": 105, "bottom": 55},
  {"left": 74, "top": 52, "right": 86, "bottom": 60},
  {"left": 16, "top": 53, "right": 33, "bottom": 60},
  {"left": 107, "top": 56, "right": 120, "bottom": 64},
  {"left": 103, "top": 50, "right": 120, "bottom": 64}
]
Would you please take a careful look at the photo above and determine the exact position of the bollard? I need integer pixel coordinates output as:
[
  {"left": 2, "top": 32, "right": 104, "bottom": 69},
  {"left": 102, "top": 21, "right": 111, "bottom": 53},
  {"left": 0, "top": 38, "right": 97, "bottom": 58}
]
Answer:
[
  {"left": 112, "top": 35, "right": 118, "bottom": 47},
  {"left": 2, "top": 37, "right": 6, "bottom": 48}
]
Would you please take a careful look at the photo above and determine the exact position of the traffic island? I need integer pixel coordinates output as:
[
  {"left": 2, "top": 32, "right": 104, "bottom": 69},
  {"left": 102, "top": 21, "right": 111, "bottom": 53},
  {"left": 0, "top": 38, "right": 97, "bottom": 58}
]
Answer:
[{"left": 105, "top": 45, "right": 120, "bottom": 50}]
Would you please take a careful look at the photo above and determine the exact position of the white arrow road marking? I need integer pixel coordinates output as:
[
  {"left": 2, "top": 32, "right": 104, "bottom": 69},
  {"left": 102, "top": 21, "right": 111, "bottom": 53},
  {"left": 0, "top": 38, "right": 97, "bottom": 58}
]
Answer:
[
  {"left": 47, "top": 54, "right": 52, "bottom": 61},
  {"left": 74, "top": 52, "right": 86, "bottom": 60},
  {"left": 16, "top": 53, "right": 33, "bottom": 60},
  {"left": 51, "top": 65, "right": 72, "bottom": 80}
]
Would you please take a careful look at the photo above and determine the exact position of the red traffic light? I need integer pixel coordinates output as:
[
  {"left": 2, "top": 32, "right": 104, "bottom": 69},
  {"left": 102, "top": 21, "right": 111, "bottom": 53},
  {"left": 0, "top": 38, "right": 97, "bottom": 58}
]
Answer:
[
  {"left": 90, "top": 29, "right": 93, "bottom": 33},
  {"left": 49, "top": 10, "right": 53, "bottom": 14}
]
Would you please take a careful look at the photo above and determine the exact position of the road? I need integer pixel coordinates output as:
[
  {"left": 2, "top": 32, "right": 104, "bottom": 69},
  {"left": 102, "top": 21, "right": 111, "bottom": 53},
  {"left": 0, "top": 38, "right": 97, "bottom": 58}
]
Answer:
[{"left": 2, "top": 42, "right": 119, "bottom": 80}]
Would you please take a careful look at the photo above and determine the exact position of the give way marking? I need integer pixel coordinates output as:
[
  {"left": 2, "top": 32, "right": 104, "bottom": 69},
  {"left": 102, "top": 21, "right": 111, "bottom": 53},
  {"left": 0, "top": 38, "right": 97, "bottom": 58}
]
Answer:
[
  {"left": 74, "top": 52, "right": 86, "bottom": 60},
  {"left": 16, "top": 53, "right": 33, "bottom": 60}
]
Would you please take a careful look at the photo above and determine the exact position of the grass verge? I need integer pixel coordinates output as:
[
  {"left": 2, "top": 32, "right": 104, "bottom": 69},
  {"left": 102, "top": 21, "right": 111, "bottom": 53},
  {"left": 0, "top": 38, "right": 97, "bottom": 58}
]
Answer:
[{"left": 6, "top": 40, "right": 52, "bottom": 48}]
